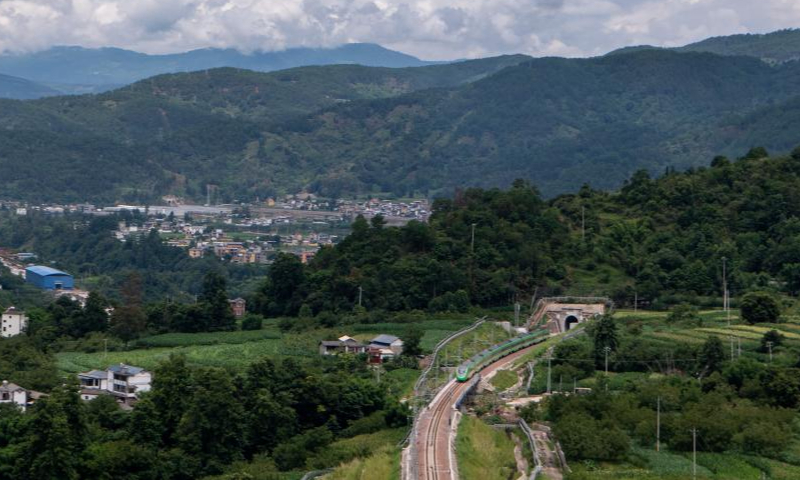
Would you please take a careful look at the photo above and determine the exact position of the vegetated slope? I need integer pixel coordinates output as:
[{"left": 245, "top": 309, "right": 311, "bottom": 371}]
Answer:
[
  {"left": 677, "top": 28, "right": 800, "bottom": 63},
  {"left": 261, "top": 148, "right": 800, "bottom": 319},
  {"left": 4, "top": 49, "right": 800, "bottom": 203},
  {"left": 271, "top": 50, "right": 800, "bottom": 197},
  {"left": 0, "top": 73, "right": 59, "bottom": 99},
  {"left": 606, "top": 28, "right": 800, "bottom": 64},
  {"left": 0, "top": 56, "right": 528, "bottom": 203},
  {"left": 0, "top": 43, "right": 439, "bottom": 94}
]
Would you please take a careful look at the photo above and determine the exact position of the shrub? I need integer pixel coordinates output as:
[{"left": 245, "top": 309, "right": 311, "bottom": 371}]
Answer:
[{"left": 240, "top": 314, "right": 264, "bottom": 331}]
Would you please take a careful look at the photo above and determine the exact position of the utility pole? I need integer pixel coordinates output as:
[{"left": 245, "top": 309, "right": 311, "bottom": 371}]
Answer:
[
  {"left": 514, "top": 302, "right": 521, "bottom": 328},
  {"left": 691, "top": 428, "right": 698, "bottom": 480},
  {"left": 656, "top": 396, "right": 661, "bottom": 452},
  {"left": 767, "top": 341, "right": 774, "bottom": 362},
  {"left": 722, "top": 257, "right": 729, "bottom": 326},
  {"left": 581, "top": 206, "right": 586, "bottom": 243},
  {"left": 358, "top": 286, "right": 363, "bottom": 307},
  {"left": 730, "top": 335, "right": 735, "bottom": 361},
  {"left": 470, "top": 223, "right": 476, "bottom": 254},
  {"left": 546, "top": 355, "right": 552, "bottom": 394}
]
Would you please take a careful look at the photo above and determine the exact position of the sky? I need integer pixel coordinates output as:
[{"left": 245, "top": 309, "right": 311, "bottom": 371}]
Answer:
[{"left": 0, "top": 0, "right": 798, "bottom": 60}]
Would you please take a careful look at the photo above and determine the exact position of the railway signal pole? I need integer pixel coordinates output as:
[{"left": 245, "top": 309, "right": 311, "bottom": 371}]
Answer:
[{"left": 691, "top": 428, "right": 698, "bottom": 480}]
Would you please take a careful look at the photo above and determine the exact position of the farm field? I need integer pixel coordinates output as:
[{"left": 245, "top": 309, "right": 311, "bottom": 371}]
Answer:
[{"left": 56, "top": 315, "right": 477, "bottom": 373}]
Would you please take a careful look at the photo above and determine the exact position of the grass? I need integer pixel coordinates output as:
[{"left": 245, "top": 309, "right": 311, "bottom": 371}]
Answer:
[
  {"left": 308, "top": 428, "right": 405, "bottom": 471},
  {"left": 322, "top": 446, "right": 399, "bottom": 480},
  {"left": 490, "top": 370, "right": 518, "bottom": 391},
  {"left": 456, "top": 415, "right": 517, "bottom": 480}
]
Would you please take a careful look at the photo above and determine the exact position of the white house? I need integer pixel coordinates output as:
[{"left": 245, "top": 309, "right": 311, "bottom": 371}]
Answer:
[
  {"left": 0, "top": 380, "right": 29, "bottom": 411},
  {"left": 78, "top": 363, "right": 152, "bottom": 404},
  {"left": 1, "top": 307, "right": 27, "bottom": 338}
]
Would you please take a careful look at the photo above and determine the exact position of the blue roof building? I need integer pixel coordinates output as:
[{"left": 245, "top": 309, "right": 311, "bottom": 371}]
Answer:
[{"left": 25, "top": 266, "right": 74, "bottom": 290}]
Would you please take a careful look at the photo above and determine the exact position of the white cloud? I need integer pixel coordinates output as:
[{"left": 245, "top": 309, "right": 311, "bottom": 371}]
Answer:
[{"left": 0, "top": 0, "right": 796, "bottom": 59}]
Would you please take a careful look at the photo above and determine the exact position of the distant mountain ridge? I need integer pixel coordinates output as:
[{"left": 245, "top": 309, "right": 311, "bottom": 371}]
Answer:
[
  {"left": 0, "top": 43, "right": 437, "bottom": 95},
  {"left": 607, "top": 28, "right": 800, "bottom": 64},
  {"left": 0, "top": 73, "right": 60, "bottom": 100}
]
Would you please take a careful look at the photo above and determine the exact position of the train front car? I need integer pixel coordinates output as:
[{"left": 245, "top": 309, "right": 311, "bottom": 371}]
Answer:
[{"left": 455, "top": 364, "right": 471, "bottom": 382}]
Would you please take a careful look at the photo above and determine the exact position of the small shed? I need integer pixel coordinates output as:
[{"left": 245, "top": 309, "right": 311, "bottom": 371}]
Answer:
[{"left": 25, "top": 266, "right": 74, "bottom": 290}]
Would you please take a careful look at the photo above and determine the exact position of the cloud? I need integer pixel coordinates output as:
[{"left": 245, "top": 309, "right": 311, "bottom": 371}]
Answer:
[{"left": 0, "top": 0, "right": 797, "bottom": 60}]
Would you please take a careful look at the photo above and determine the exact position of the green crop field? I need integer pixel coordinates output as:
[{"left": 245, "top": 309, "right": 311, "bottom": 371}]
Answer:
[{"left": 56, "top": 315, "right": 476, "bottom": 373}]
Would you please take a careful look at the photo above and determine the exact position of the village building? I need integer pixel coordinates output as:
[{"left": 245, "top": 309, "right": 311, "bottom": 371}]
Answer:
[
  {"left": 229, "top": 298, "right": 246, "bottom": 318},
  {"left": 0, "top": 380, "right": 29, "bottom": 411},
  {"left": 319, "top": 335, "right": 368, "bottom": 355},
  {"left": 1, "top": 307, "right": 27, "bottom": 338},
  {"left": 78, "top": 363, "right": 151, "bottom": 405}
]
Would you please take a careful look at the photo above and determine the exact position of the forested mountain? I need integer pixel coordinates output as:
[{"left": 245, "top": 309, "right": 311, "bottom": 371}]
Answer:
[
  {"left": 0, "top": 43, "right": 436, "bottom": 95},
  {"left": 269, "top": 50, "right": 800, "bottom": 197},
  {"left": 0, "top": 73, "right": 59, "bottom": 100},
  {"left": 608, "top": 28, "right": 800, "bottom": 64},
  {"left": 3, "top": 47, "right": 800, "bottom": 202},
  {"left": 0, "top": 56, "right": 530, "bottom": 203},
  {"left": 678, "top": 28, "right": 800, "bottom": 63}
]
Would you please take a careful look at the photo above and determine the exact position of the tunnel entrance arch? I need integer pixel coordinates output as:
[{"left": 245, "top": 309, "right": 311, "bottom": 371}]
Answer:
[{"left": 565, "top": 315, "right": 580, "bottom": 330}]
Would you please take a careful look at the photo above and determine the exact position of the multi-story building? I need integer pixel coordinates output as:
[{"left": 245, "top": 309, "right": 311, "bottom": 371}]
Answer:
[
  {"left": 1, "top": 307, "right": 27, "bottom": 338},
  {"left": 78, "top": 363, "right": 152, "bottom": 405}
]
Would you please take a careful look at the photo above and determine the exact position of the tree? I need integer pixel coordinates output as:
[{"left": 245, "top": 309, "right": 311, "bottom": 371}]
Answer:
[
  {"left": 402, "top": 324, "right": 423, "bottom": 357},
  {"left": 591, "top": 315, "right": 619, "bottom": 369},
  {"left": 759, "top": 329, "right": 785, "bottom": 353},
  {"left": 148, "top": 355, "right": 192, "bottom": 446},
  {"left": 79, "top": 291, "right": 109, "bottom": 336},
  {"left": 740, "top": 291, "right": 781, "bottom": 324},
  {"left": 176, "top": 368, "right": 244, "bottom": 474},
  {"left": 13, "top": 385, "right": 87, "bottom": 480},
  {"left": 199, "top": 271, "right": 235, "bottom": 331},
  {"left": 257, "top": 253, "right": 305, "bottom": 316},
  {"left": 699, "top": 336, "right": 725, "bottom": 374},
  {"left": 110, "top": 273, "right": 147, "bottom": 342}
]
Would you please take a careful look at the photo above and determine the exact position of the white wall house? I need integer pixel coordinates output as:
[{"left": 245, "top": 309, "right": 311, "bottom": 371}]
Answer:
[
  {"left": 1, "top": 307, "right": 27, "bottom": 338},
  {"left": 0, "top": 380, "right": 29, "bottom": 411},
  {"left": 78, "top": 363, "right": 152, "bottom": 404}
]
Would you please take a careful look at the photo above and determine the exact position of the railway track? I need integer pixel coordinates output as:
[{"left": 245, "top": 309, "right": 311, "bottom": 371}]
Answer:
[{"left": 415, "top": 344, "right": 544, "bottom": 480}]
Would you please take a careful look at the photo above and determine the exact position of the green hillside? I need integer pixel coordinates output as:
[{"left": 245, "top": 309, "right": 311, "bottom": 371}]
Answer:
[
  {"left": 273, "top": 50, "right": 800, "bottom": 197},
  {"left": 3, "top": 48, "right": 800, "bottom": 202},
  {"left": 0, "top": 56, "right": 528, "bottom": 203},
  {"left": 678, "top": 28, "right": 800, "bottom": 63}
]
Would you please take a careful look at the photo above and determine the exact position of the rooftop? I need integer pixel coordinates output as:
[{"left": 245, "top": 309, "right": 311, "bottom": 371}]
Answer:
[
  {"left": 107, "top": 364, "right": 145, "bottom": 376},
  {"left": 0, "top": 380, "right": 24, "bottom": 392},
  {"left": 25, "top": 265, "right": 71, "bottom": 277},
  {"left": 371, "top": 334, "right": 401, "bottom": 345}
]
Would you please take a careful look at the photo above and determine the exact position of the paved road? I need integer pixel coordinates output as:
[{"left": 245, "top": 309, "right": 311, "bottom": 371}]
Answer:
[{"left": 414, "top": 345, "right": 544, "bottom": 480}]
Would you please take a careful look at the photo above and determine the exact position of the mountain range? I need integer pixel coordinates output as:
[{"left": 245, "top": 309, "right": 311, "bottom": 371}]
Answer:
[
  {"left": 0, "top": 43, "right": 435, "bottom": 98},
  {"left": 2, "top": 30, "right": 800, "bottom": 203}
]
